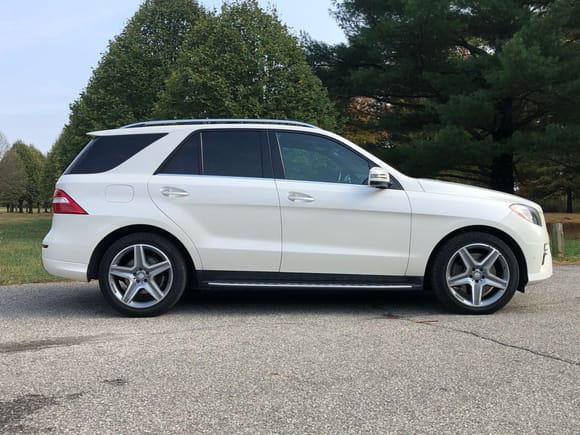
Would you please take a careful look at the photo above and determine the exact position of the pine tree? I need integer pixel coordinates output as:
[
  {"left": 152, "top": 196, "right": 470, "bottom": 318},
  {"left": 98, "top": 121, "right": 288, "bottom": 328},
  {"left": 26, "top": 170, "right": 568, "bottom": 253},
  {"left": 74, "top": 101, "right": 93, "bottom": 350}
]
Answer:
[{"left": 312, "top": 0, "right": 580, "bottom": 193}]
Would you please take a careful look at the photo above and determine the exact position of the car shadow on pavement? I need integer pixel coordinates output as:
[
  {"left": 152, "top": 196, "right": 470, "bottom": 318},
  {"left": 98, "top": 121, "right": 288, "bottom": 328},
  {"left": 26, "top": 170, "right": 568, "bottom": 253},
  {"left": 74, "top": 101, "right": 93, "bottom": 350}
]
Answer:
[
  {"left": 174, "top": 287, "right": 445, "bottom": 317},
  {"left": 0, "top": 283, "right": 445, "bottom": 318}
]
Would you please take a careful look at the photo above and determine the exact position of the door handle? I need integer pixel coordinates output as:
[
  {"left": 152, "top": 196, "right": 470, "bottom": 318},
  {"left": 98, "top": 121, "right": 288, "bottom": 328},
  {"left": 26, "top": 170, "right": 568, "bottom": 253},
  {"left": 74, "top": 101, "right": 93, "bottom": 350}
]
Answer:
[
  {"left": 287, "top": 192, "right": 314, "bottom": 203},
  {"left": 161, "top": 187, "right": 189, "bottom": 198}
]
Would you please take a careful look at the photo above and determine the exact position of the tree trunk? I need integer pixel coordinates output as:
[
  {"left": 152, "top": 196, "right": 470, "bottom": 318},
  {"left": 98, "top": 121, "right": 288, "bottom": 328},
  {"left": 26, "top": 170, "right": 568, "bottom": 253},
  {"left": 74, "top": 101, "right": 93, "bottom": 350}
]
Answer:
[
  {"left": 566, "top": 187, "right": 573, "bottom": 213},
  {"left": 490, "top": 97, "right": 515, "bottom": 194},
  {"left": 490, "top": 153, "right": 514, "bottom": 194}
]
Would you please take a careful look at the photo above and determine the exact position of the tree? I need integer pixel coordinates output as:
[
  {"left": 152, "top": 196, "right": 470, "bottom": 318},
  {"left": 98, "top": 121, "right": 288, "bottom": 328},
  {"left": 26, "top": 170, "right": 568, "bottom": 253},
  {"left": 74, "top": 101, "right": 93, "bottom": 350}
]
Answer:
[
  {"left": 515, "top": 125, "right": 580, "bottom": 211},
  {"left": 50, "top": 0, "right": 337, "bottom": 173},
  {"left": 155, "top": 0, "right": 337, "bottom": 129},
  {"left": 53, "top": 0, "right": 207, "bottom": 166},
  {"left": 11, "top": 141, "right": 46, "bottom": 213},
  {"left": 41, "top": 149, "right": 61, "bottom": 212},
  {"left": 0, "top": 146, "right": 26, "bottom": 212},
  {"left": 311, "top": 0, "right": 580, "bottom": 193}
]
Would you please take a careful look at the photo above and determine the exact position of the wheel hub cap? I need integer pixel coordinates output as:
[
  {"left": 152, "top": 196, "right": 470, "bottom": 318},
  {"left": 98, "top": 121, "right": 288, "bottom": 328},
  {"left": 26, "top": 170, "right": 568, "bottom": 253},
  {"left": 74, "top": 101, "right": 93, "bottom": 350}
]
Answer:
[
  {"left": 108, "top": 244, "right": 174, "bottom": 309},
  {"left": 135, "top": 271, "right": 147, "bottom": 281},
  {"left": 445, "top": 243, "right": 510, "bottom": 308}
]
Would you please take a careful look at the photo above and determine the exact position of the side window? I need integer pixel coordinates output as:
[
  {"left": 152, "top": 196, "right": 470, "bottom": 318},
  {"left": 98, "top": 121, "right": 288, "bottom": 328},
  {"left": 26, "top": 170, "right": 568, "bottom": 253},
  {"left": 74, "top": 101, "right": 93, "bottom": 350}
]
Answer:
[
  {"left": 276, "top": 132, "right": 370, "bottom": 184},
  {"left": 156, "top": 133, "right": 201, "bottom": 175},
  {"left": 66, "top": 133, "right": 166, "bottom": 174},
  {"left": 201, "top": 131, "right": 263, "bottom": 178}
]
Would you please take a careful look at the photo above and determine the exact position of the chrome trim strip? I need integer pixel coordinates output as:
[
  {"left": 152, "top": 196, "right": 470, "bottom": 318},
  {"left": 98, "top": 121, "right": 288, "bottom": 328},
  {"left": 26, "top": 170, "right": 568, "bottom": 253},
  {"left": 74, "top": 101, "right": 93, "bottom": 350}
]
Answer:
[{"left": 207, "top": 281, "right": 415, "bottom": 289}]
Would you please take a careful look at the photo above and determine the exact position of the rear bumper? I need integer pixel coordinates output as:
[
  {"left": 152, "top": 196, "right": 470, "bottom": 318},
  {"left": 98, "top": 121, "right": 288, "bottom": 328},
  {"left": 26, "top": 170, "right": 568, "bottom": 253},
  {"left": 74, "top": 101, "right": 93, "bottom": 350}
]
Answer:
[{"left": 42, "top": 255, "right": 88, "bottom": 281}]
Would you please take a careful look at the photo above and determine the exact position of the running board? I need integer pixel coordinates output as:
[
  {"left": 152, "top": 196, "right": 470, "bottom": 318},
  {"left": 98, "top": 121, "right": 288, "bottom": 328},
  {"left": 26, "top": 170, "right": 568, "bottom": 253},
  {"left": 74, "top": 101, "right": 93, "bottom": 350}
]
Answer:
[
  {"left": 199, "top": 271, "right": 423, "bottom": 291},
  {"left": 207, "top": 281, "right": 418, "bottom": 290}
]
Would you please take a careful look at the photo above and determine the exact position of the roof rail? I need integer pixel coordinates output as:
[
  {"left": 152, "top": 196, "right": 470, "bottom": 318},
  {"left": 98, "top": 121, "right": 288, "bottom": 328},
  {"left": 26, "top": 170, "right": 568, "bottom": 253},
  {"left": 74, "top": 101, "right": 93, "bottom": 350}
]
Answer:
[{"left": 122, "top": 119, "right": 319, "bottom": 129}]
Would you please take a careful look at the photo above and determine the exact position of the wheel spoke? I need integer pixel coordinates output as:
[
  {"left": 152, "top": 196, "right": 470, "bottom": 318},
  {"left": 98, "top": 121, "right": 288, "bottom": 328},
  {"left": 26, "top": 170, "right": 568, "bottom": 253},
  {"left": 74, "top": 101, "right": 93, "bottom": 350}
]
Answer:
[
  {"left": 133, "top": 245, "right": 147, "bottom": 269},
  {"left": 448, "top": 273, "right": 473, "bottom": 288},
  {"left": 109, "top": 265, "right": 134, "bottom": 280},
  {"left": 458, "top": 248, "right": 477, "bottom": 269},
  {"left": 144, "top": 280, "right": 165, "bottom": 301},
  {"left": 471, "top": 280, "right": 484, "bottom": 306},
  {"left": 483, "top": 274, "right": 508, "bottom": 291},
  {"left": 147, "top": 260, "right": 171, "bottom": 278},
  {"left": 481, "top": 248, "right": 500, "bottom": 271},
  {"left": 122, "top": 281, "right": 141, "bottom": 304}
]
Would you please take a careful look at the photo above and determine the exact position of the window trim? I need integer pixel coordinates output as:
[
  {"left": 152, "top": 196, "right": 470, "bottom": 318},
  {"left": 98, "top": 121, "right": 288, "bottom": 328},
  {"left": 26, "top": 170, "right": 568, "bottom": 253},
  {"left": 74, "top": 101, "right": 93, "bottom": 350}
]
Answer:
[
  {"left": 154, "top": 132, "right": 201, "bottom": 175},
  {"left": 268, "top": 130, "right": 402, "bottom": 189},
  {"left": 66, "top": 133, "right": 167, "bottom": 175},
  {"left": 155, "top": 129, "right": 273, "bottom": 179}
]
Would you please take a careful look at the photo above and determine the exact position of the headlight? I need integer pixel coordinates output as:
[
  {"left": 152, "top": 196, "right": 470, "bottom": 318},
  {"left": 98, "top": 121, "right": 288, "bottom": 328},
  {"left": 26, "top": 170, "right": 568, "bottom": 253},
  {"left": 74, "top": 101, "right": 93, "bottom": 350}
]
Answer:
[{"left": 510, "top": 204, "right": 542, "bottom": 226}]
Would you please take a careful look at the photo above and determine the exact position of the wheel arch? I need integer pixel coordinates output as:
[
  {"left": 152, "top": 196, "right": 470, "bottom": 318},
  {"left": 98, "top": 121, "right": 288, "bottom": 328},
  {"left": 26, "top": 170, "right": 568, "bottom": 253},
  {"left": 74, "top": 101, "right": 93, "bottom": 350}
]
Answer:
[
  {"left": 87, "top": 225, "right": 198, "bottom": 286},
  {"left": 424, "top": 225, "right": 528, "bottom": 293}
]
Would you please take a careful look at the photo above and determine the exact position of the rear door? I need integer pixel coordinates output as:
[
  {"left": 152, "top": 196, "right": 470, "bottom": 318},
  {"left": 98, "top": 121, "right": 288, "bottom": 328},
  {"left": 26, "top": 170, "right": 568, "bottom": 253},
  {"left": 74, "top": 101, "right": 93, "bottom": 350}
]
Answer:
[{"left": 149, "top": 129, "right": 281, "bottom": 272}]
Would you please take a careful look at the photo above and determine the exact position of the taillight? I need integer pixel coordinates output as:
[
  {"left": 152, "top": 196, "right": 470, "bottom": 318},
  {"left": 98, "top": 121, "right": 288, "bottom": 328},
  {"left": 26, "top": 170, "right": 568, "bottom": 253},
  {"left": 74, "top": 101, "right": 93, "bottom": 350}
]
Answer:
[{"left": 52, "top": 189, "right": 87, "bottom": 215}]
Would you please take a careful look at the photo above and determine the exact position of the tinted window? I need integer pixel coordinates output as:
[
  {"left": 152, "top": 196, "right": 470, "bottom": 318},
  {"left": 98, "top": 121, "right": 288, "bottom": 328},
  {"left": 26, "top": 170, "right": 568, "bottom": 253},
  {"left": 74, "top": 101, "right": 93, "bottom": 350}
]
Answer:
[
  {"left": 66, "top": 133, "right": 166, "bottom": 174},
  {"left": 201, "top": 131, "right": 263, "bottom": 178},
  {"left": 277, "top": 132, "right": 370, "bottom": 184},
  {"left": 156, "top": 134, "right": 201, "bottom": 175}
]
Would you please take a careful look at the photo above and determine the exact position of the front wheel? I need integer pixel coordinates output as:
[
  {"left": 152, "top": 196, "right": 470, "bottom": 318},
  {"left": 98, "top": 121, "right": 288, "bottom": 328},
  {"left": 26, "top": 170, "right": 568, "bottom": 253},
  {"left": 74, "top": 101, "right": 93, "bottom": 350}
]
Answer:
[
  {"left": 98, "top": 233, "right": 187, "bottom": 317},
  {"left": 430, "top": 232, "right": 520, "bottom": 314}
]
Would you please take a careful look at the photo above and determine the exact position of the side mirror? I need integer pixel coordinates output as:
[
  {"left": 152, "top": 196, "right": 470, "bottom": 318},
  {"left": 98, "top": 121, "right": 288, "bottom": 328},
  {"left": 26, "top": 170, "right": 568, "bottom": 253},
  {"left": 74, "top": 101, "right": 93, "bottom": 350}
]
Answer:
[{"left": 368, "top": 167, "right": 391, "bottom": 189}]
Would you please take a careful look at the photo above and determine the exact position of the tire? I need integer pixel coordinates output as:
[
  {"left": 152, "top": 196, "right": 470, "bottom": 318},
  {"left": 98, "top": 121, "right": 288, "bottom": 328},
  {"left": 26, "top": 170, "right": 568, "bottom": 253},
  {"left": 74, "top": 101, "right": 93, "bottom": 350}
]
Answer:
[
  {"left": 98, "top": 233, "right": 187, "bottom": 317},
  {"left": 430, "top": 232, "right": 520, "bottom": 314}
]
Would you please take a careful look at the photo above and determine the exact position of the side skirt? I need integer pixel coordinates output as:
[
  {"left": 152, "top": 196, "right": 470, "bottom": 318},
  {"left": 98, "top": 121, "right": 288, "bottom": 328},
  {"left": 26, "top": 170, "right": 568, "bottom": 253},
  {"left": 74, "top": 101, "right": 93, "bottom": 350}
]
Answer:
[{"left": 197, "top": 271, "right": 423, "bottom": 291}]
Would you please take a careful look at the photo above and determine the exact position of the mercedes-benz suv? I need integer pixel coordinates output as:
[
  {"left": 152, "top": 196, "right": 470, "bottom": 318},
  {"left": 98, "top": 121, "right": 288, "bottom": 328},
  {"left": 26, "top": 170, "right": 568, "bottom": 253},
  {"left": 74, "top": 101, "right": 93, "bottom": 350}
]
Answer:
[{"left": 42, "top": 119, "right": 552, "bottom": 316}]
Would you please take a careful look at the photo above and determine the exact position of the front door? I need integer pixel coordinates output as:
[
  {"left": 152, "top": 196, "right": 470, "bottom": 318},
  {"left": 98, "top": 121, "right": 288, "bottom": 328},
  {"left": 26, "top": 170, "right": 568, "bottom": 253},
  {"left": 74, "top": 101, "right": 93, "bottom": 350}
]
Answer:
[{"left": 272, "top": 131, "right": 411, "bottom": 277}]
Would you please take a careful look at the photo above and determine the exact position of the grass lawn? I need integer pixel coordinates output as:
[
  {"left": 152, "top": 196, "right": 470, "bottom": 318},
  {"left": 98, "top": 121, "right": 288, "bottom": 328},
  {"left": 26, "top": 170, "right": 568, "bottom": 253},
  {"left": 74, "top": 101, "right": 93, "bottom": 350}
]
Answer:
[
  {"left": 0, "top": 212, "right": 578, "bottom": 286},
  {"left": 0, "top": 212, "right": 63, "bottom": 285}
]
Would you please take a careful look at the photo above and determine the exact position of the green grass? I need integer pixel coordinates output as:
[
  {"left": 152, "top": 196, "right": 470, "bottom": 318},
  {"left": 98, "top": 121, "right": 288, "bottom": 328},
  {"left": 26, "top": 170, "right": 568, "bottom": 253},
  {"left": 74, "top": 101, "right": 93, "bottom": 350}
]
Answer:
[
  {"left": 0, "top": 213, "right": 64, "bottom": 285},
  {"left": 0, "top": 212, "right": 578, "bottom": 286},
  {"left": 554, "top": 239, "right": 580, "bottom": 263}
]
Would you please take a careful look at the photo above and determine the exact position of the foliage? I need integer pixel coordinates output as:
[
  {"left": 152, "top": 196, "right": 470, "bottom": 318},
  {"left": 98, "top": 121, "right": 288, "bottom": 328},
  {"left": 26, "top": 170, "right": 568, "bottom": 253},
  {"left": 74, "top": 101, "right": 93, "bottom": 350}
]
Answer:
[
  {"left": 0, "top": 142, "right": 46, "bottom": 212},
  {"left": 310, "top": 0, "right": 580, "bottom": 194},
  {"left": 155, "top": 0, "right": 337, "bottom": 129},
  {"left": 0, "top": 147, "right": 26, "bottom": 209},
  {"left": 11, "top": 141, "right": 46, "bottom": 211},
  {"left": 51, "top": 0, "right": 207, "bottom": 170},
  {"left": 49, "top": 0, "right": 338, "bottom": 182},
  {"left": 41, "top": 149, "right": 61, "bottom": 209},
  {"left": 515, "top": 125, "right": 580, "bottom": 211}
]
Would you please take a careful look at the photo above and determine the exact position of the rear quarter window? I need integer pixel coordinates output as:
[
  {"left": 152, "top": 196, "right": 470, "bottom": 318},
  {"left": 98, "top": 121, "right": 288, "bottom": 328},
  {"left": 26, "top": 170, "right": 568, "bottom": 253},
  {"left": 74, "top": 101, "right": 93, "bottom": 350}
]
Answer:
[{"left": 65, "top": 133, "right": 166, "bottom": 174}]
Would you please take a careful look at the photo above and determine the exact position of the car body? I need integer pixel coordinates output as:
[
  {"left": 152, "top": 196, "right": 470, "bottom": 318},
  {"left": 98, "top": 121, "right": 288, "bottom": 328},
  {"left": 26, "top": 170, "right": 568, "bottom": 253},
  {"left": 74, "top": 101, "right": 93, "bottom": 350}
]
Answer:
[{"left": 42, "top": 119, "right": 552, "bottom": 316}]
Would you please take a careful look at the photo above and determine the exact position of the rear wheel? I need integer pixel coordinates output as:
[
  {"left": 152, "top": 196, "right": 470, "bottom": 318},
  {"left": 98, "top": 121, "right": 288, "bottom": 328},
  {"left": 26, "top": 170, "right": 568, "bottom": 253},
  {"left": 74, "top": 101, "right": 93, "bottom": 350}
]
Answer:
[
  {"left": 98, "top": 233, "right": 187, "bottom": 317},
  {"left": 430, "top": 232, "right": 520, "bottom": 314}
]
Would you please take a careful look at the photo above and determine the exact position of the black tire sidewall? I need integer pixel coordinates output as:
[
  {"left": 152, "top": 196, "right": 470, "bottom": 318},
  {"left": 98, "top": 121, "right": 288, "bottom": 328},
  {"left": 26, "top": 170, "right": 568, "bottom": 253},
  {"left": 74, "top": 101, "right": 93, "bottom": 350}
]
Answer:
[
  {"left": 98, "top": 233, "right": 188, "bottom": 317},
  {"left": 430, "top": 232, "right": 520, "bottom": 314}
]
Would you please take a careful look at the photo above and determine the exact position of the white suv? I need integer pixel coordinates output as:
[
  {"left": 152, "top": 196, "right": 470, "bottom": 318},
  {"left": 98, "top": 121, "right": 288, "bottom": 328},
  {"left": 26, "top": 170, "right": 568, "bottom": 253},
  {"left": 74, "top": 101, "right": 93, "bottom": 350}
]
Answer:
[{"left": 42, "top": 119, "right": 552, "bottom": 316}]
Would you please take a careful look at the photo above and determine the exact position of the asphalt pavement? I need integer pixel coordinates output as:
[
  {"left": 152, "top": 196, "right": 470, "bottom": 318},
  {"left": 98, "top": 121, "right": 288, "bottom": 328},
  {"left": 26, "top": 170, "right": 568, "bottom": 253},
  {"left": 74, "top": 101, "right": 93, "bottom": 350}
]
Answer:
[{"left": 0, "top": 265, "right": 578, "bottom": 434}]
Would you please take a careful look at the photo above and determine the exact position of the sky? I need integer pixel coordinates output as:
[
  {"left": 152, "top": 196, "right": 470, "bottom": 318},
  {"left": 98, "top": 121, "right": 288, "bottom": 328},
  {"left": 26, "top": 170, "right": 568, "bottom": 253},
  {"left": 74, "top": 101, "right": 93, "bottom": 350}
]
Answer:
[{"left": 0, "top": 0, "right": 346, "bottom": 154}]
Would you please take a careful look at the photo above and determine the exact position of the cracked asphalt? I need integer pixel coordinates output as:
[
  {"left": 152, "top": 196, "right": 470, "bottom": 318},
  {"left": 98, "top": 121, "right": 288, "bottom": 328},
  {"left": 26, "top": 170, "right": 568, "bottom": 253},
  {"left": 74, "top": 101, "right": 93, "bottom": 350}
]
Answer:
[{"left": 0, "top": 265, "right": 578, "bottom": 434}]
